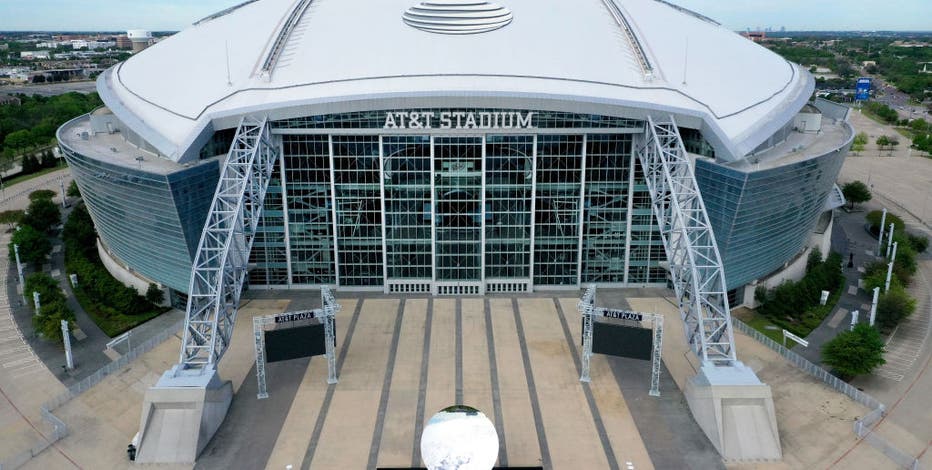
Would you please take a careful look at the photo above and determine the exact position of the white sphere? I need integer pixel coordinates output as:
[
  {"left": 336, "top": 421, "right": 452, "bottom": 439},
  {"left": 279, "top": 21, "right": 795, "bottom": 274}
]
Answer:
[{"left": 420, "top": 405, "right": 499, "bottom": 470}]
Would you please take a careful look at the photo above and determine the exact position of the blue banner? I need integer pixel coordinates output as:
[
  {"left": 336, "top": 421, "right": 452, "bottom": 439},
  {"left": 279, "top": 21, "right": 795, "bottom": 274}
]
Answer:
[{"left": 855, "top": 77, "right": 872, "bottom": 101}]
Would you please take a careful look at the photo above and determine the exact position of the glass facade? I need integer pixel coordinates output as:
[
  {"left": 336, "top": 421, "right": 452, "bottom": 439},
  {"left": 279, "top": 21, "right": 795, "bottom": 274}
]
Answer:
[
  {"left": 61, "top": 143, "right": 219, "bottom": 292},
  {"left": 249, "top": 109, "right": 668, "bottom": 292},
  {"left": 68, "top": 107, "right": 843, "bottom": 296},
  {"left": 696, "top": 147, "right": 847, "bottom": 289}
]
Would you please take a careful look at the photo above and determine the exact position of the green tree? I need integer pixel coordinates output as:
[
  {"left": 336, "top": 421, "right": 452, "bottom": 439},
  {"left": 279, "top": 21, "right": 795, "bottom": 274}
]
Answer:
[
  {"left": 876, "top": 135, "right": 890, "bottom": 152},
  {"left": 146, "top": 283, "right": 164, "bottom": 305},
  {"left": 0, "top": 209, "right": 23, "bottom": 229},
  {"left": 22, "top": 197, "right": 60, "bottom": 233},
  {"left": 821, "top": 323, "right": 886, "bottom": 379},
  {"left": 841, "top": 181, "right": 872, "bottom": 209},
  {"left": 20, "top": 154, "right": 39, "bottom": 174},
  {"left": 3, "top": 129, "right": 32, "bottom": 151},
  {"left": 9, "top": 225, "right": 51, "bottom": 267},
  {"left": 875, "top": 285, "right": 917, "bottom": 330},
  {"left": 33, "top": 301, "right": 74, "bottom": 343},
  {"left": 28, "top": 189, "right": 56, "bottom": 202},
  {"left": 66, "top": 180, "right": 80, "bottom": 198}
]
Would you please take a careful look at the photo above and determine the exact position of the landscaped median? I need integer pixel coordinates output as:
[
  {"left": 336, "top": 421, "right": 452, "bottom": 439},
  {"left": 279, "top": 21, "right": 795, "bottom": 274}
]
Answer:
[
  {"left": 63, "top": 203, "right": 168, "bottom": 337},
  {"left": 752, "top": 249, "right": 846, "bottom": 339}
]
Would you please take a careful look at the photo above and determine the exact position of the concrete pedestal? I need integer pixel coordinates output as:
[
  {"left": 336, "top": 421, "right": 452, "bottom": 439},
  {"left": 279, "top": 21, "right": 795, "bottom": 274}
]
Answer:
[
  {"left": 684, "top": 362, "right": 782, "bottom": 461},
  {"left": 134, "top": 365, "right": 233, "bottom": 464}
]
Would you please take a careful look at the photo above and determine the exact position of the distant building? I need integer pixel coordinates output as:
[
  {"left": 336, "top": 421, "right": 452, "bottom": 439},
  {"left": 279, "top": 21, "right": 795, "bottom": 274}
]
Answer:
[
  {"left": 20, "top": 51, "right": 51, "bottom": 60},
  {"left": 740, "top": 31, "right": 766, "bottom": 43},
  {"left": 116, "top": 35, "right": 133, "bottom": 49},
  {"left": 127, "top": 30, "right": 153, "bottom": 53},
  {"left": 862, "top": 61, "right": 877, "bottom": 68},
  {"left": 0, "top": 44, "right": 8, "bottom": 51}
]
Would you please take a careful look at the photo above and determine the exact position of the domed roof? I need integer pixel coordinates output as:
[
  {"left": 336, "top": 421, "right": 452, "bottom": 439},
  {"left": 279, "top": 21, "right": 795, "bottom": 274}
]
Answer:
[{"left": 100, "top": 0, "right": 811, "bottom": 161}]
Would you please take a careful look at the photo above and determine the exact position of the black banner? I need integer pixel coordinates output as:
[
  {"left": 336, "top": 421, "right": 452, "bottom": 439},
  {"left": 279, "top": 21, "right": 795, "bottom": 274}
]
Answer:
[
  {"left": 592, "top": 322, "right": 653, "bottom": 361},
  {"left": 265, "top": 324, "right": 327, "bottom": 363}
]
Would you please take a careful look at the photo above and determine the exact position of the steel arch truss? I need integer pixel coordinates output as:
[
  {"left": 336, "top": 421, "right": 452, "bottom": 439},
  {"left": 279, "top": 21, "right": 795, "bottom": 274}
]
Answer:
[
  {"left": 637, "top": 116, "right": 737, "bottom": 365},
  {"left": 179, "top": 116, "right": 278, "bottom": 370}
]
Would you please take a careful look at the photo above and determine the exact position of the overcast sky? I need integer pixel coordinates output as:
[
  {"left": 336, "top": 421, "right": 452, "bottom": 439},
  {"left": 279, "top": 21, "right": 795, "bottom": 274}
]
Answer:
[{"left": 0, "top": 0, "right": 929, "bottom": 32}]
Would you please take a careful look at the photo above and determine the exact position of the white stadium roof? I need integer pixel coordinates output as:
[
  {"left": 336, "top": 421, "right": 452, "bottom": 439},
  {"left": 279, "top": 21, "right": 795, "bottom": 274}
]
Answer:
[{"left": 99, "top": 0, "right": 813, "bottom": 162}]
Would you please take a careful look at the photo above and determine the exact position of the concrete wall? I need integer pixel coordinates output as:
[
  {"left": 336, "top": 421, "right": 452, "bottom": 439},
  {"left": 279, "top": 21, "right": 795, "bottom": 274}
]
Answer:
[
  {"left": 739, "top": 214, "right": 834, "bottom": 308},
  {"left": 97, "top": 239, "right": 168, "bottom": 306}
]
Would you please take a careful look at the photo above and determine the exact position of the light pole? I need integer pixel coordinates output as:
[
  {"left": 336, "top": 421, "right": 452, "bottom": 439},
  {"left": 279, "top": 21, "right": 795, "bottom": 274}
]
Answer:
[
  {"left": 877, "top": 208, "right": 887, "bottom": 255},
  {"left": 33, "top": 291, "right": 40, "bottom": 314},
  {"left": 885, "top": 261, "right": 894, "bottom": 292},
  {"left": 59, "top": 175, "right": 66, "bottom": 208},
  {"left": 61, "top": 320, "right": 74, "bottom": 370},
  {"left": 886, "top": 222, "right": 895, "bottom": 258},
  {"left": 13, "top": 243, "right": 26, "bottom": 304},
  {"left": 869, "top": 287, "right": 880, "bottom": 326}
]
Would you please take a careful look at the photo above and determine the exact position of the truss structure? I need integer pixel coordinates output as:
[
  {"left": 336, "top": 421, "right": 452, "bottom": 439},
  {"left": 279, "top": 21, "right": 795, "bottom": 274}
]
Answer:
[
  {"left": 578, "top": 285, "right": 664, "bottom": 396},
  {"left": 636, "top": 116, "right": 736, "bottom": 365},
  {"left": 254, "top": 286, "right": 340, "bottom": 398},
  {"left": 178, "top": 116, "right": 278, "bottom": 371}
]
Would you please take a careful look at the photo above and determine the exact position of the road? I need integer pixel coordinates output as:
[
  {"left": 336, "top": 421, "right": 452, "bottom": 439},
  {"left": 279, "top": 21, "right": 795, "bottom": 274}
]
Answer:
[{"left": 0, "top": 81, "right": 97, "bottom": 97}]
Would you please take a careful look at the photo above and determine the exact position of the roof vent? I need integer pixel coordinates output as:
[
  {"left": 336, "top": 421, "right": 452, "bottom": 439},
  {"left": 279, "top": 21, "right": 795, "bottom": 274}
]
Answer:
[{"left": 403, "top": 1, "right": 513, "bottom": 35}]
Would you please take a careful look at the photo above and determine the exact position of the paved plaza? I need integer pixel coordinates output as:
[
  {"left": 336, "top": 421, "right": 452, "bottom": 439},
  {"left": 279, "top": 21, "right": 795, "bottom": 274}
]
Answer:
[{"left": 0, "top": 290, "right": 886, "bottom": 469}]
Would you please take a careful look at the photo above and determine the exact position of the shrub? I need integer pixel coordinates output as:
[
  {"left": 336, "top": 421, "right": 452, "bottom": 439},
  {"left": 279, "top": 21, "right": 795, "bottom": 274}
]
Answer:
[
  {"left": 756, "top": 251, "right": 845, "bottom": 336},
  {"left": 28, "top": 189, "right": 56, "bottom": 202},
  {"left": 66, "top": 180, "right": 80, "bottom": 198},
  {"left": 866, "top": 210, "right": 905, "bottom": 235},
  {"left": 821, "top": 323, "right": 886, "bottom": 379},
  {"left": 875, "top": 285, "right": 916, "bottom": 330},
  {"left": 907, "top": 233, "right": 928, "bottom": 253}
]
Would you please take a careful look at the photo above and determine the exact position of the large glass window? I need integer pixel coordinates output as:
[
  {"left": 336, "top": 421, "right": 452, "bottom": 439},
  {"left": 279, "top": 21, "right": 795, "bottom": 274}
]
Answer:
[
  {"left": 581, "top": 134, "right": 632, "bottom": 283},
  {"left": 485, "top": 135, "right": 533, "bottom": 279},
  {"left": 383, "top": 136, "right": 433, "bottom": 280},
  {"left": 283, "top": 135, "right": 335, "bottom": 285},
  {"left": 434, "top": 136, "right": 482, "bottom": 281},
  {"left": 533, "top": 135, "right": 583, "bottom": 285},
  {"left": 333, "top": 136, "right": 383, "bottom": 286}
]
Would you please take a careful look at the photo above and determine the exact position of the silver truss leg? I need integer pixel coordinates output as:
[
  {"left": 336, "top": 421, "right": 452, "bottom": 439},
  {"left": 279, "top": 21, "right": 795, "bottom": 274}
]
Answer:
[
  {"left": 254, "top": 316, "right": 269, "bottom": 399},
  {"left": 178, "top": 116, "right": 278, "bottom": 373},
  {"left": 321, "top": 286, "right": 340, "bottom": 384},
  {"left": 578, "top": 284, "right": 596, "bottom": 383},
  {"left": 637, "top": 116, "right": 736, "bottom": 366},
  {"left": 649, "top": 314, "right": 664, "bottom": 397}
]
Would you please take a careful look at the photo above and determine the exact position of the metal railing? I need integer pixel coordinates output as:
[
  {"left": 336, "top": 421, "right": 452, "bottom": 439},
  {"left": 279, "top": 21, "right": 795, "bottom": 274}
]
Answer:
[
  {"left": 1, "top": 319, "right": 183, "bottom": 470},
  {"left": 43, "top": 318, "right": 185, "bottom": 411},
  {"left": 733, "top": 318, "right": 923, "bottom": 469}
]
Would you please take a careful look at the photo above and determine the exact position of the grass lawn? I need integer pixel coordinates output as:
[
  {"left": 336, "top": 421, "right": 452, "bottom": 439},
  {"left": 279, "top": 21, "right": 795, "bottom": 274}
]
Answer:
[
  {"left": 733, "top": 307, "right": 784, "bottom": 344},
  {"left": 72, "top": 288, "right": 167, "bottom": 337},
  {"left": 2, "top": 163, "right": 67, "bottom": 187}
]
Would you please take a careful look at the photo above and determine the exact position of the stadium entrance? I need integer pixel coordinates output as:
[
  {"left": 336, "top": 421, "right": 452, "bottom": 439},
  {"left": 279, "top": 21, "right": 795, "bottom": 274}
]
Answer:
[{"left": 248, "top": 109, "right": 670, "bottom": 294}]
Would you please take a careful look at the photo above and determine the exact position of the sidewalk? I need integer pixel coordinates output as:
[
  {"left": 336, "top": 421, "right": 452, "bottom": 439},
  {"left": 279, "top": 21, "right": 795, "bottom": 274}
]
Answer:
[{"left": 792, "top": 206, "right": 878, "bottom": 365}]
